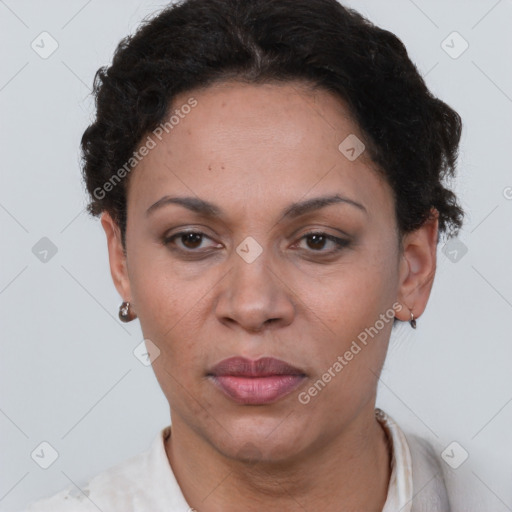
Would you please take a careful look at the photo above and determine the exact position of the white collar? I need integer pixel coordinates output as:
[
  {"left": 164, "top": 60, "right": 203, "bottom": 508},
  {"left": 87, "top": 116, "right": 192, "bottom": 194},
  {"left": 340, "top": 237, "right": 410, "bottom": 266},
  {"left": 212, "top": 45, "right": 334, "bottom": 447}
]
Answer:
[{"left": 376, "top": 407, "right": 414, "bottom": 512}]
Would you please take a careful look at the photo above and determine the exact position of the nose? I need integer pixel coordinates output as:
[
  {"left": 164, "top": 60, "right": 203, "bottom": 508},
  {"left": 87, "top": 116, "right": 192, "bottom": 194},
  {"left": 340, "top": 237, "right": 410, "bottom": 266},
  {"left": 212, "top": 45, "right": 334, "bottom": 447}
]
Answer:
[{"left": 214, "top": 247, "right": 295, "bottom": 333}]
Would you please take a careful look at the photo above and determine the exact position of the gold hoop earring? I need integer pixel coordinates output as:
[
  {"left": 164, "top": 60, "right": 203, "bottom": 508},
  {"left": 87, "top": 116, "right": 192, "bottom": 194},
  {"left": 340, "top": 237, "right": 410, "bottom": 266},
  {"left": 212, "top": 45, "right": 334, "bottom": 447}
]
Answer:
[{"left": 119, "top": 301, "right": 137, "bottom": 322}]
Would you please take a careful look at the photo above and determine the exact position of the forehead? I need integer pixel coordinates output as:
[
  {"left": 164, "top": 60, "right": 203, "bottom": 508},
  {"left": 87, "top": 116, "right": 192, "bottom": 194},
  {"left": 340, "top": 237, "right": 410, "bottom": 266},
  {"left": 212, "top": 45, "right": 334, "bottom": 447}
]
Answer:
[{"left": 128, "top": 81, "right": 394, "bottom": 223}]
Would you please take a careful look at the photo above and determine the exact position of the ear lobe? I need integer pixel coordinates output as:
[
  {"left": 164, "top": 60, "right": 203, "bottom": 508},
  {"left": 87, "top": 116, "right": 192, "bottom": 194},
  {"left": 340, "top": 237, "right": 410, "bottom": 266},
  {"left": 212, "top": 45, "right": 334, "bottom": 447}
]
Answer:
[
  {"left": 396, "top": 209, "right": 439, "bottom": 322},
  {"left": 100, "top": 212, "right": 131, "bottom": 302}
]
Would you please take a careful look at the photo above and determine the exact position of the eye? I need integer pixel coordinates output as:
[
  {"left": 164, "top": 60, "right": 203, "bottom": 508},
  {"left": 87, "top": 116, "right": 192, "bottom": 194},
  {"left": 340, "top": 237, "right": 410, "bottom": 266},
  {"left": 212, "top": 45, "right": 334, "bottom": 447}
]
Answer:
[
  {"left": 294, "top": 231, "right": 350, "bottom": 253},
  {"left": 163, "top": 229, "right": 351, "bottom": 256},
  {"left": 163, "top": 230, "right": 219, "bottom": 252}
]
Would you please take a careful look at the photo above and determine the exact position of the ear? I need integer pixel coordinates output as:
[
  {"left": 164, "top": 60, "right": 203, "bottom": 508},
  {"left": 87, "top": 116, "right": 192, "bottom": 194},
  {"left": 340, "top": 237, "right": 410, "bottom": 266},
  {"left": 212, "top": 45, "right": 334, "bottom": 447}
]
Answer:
[
  {"left": 100, "top": 212, "right": 132, "bottom": 303},
  {"left": 396, "top": 208, "right": 439, "bottom": 323}
]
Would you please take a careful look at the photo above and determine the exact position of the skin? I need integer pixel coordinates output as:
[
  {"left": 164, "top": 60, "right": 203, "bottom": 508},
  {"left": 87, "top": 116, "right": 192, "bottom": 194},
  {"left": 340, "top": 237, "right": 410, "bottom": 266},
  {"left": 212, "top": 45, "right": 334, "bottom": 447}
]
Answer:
[{"left": 101, "top": 80, "right": 439, "bottom": 512}]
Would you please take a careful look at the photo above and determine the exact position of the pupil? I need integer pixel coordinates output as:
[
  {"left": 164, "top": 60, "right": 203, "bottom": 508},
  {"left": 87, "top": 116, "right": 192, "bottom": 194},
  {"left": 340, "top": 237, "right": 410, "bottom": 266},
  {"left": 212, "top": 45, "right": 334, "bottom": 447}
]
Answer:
[
  {"left": 183, "top": 233, "right": 202, "bottom": 248},
  {"left": 308, "top": 234, "right": 325, "bottom": 250}
]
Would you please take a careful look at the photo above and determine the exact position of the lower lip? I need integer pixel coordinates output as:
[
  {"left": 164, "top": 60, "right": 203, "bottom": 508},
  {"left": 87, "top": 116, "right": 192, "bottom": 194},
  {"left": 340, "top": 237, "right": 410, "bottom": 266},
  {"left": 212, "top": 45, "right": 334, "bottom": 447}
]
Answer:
[{"left": 210, "top": 375, "right": 305, "bottom": 404}]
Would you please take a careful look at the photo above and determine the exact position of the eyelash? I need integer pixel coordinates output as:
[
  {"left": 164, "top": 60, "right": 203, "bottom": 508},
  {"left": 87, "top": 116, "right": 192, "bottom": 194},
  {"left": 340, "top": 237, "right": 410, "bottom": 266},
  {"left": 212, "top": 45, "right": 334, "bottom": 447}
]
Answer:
[{"left": 162, "top": 230, "right": 350, "bottom": 256}]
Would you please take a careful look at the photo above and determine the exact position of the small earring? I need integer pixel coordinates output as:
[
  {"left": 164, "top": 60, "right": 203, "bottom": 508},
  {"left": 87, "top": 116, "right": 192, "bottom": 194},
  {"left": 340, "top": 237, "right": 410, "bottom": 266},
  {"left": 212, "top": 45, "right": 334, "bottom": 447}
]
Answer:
[
  {"left": 409, "top": 311, "right": 417, "bottom": 329},
  {"left": 119, "top": 301, "right": 136, "bottom": 322}
]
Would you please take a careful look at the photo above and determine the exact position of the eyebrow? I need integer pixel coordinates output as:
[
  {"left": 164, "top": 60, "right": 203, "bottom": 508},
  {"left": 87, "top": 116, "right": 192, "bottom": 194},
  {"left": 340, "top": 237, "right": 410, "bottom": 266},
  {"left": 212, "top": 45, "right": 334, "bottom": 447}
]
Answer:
[{"left": 145, "top": 193, "right": 367, "bottom": 220}]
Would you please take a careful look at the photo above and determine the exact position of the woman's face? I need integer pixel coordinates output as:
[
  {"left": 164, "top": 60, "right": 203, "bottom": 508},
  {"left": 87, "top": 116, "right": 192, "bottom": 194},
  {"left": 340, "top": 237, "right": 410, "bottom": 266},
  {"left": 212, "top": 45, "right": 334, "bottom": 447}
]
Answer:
[{"left": 103, "top": 81, "right": 429, "bottom": 463}]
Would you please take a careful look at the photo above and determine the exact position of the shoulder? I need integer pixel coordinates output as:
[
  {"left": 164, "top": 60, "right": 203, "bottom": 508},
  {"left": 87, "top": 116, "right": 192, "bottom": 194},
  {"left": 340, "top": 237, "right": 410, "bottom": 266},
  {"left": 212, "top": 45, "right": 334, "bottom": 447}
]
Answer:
[
  {"left": 24, "top": 452, "right": 147, "bottom": 511},
  {"left": 404, "top": 431, "right": 487, "bottom": 512},
  {"left": 403, "top": 432, "right": 451, "bottom": 503},
  {"left": 376, "top": 408, "right": 452, "bottom": 512},
  {"left": 24, "top": 428, "right": 174, "bottom": 512}
]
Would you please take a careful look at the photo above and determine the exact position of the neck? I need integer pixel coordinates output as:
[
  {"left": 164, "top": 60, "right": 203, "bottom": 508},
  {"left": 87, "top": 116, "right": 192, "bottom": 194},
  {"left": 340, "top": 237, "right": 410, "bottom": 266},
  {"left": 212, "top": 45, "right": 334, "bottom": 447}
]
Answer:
[{"left": 165, "top": 406, "right": 392, "bottom": 512}]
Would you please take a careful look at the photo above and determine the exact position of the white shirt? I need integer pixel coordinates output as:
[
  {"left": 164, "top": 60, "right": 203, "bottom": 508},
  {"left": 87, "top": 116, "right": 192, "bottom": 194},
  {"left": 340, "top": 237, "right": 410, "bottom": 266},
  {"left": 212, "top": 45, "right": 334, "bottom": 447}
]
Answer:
[
  {"left": 24, "top": 408, "right": 451, "bottom": 511},
  {"left": 377, "top": 407, "right": 414, "bottom": 512}
]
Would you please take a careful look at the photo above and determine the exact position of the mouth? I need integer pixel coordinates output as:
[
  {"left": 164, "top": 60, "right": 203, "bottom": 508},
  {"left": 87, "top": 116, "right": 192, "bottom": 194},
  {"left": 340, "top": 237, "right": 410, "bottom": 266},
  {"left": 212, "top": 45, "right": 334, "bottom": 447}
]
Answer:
[{"left": 207, "top": 356, "right": 307, "bottom": 405}]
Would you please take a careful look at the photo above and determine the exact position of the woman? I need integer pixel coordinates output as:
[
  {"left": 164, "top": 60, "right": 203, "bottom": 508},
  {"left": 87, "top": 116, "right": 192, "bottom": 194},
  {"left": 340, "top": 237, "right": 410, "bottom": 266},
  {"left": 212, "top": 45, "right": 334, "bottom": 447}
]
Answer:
[{"left": 26, "top": 0, "right": 464, "bottom": 510}]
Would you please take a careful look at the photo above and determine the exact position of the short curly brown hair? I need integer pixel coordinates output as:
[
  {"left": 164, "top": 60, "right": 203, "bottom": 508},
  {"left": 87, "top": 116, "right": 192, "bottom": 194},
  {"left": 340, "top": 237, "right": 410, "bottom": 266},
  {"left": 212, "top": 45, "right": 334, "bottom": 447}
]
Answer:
[{"left": 81, "top": 0, "right": 465, "bottom": 249}]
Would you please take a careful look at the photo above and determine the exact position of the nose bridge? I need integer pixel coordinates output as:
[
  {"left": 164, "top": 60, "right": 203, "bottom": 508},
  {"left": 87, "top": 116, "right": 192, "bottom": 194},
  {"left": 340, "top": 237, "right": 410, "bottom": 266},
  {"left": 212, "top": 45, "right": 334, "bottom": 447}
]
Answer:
[
  {"left": 216, "top": 236, "right": 295, "bottom": 330},
  {"left": 231, "top": 239, "right": 278, "bottom": 308}
]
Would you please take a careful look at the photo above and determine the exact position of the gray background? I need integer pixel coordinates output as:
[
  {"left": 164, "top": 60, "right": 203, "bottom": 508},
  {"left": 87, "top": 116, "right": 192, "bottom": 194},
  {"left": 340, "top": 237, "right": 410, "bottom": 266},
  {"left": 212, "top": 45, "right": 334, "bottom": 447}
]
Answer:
[{"left": 1, "top": 0, "right": 511, "bottom": 510}]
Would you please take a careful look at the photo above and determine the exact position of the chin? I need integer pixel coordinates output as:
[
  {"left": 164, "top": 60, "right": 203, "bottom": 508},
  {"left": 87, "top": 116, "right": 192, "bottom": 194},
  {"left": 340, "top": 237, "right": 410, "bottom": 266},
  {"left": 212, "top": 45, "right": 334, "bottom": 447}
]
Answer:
[{"left": 208, "top": 415, "right": 311, "bottom": 464}]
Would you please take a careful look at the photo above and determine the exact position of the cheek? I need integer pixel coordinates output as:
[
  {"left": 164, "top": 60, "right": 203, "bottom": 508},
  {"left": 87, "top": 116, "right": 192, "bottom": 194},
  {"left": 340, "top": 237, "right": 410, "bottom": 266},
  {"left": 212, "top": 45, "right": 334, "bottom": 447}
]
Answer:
[
  {"left": 296, "top": 249, "right": 395, "bottom": 331},
  {"left": 128, "top": 255, "right": 209, "bottom": 365},
  {"left": 128, "top": 241, "right": 187, "bottom": 318},
  {"left": 293, "top": 254, "right": 395, "bottom": 389}
]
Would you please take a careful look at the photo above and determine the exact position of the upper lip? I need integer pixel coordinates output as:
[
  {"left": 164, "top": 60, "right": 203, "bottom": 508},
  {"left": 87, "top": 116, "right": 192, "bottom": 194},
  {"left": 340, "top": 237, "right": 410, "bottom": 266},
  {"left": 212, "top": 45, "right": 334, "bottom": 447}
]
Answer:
[{"left": 208, "top": 356, "right": 306, "bottom": 377}]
